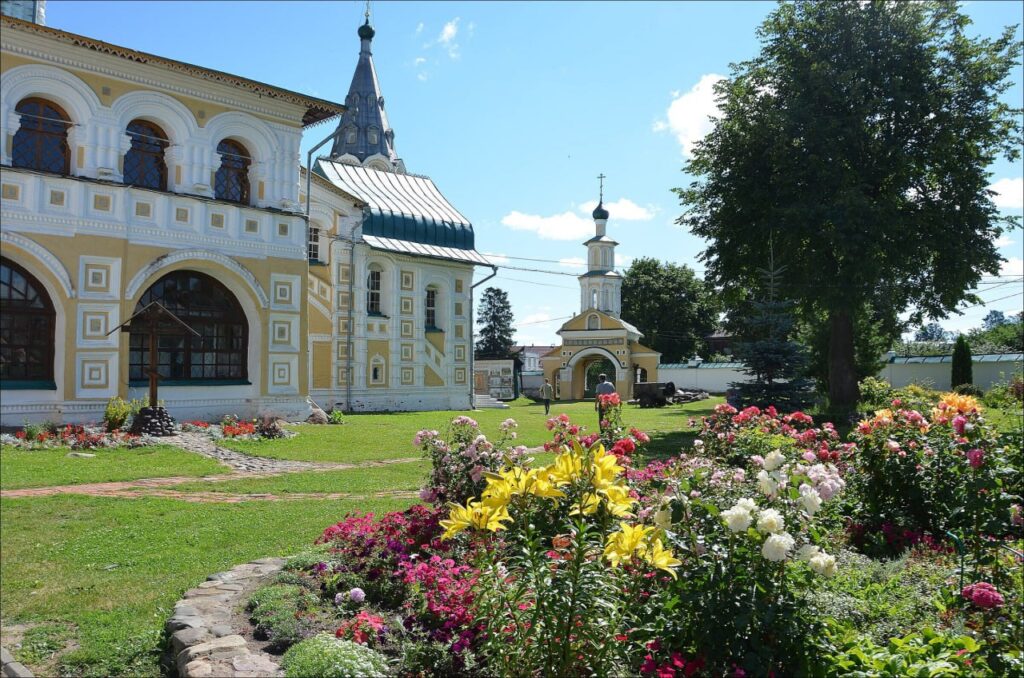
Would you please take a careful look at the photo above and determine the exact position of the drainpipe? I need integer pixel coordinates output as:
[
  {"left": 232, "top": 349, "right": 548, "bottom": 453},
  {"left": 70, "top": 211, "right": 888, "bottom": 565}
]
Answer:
[
  {"left": 345, "top": 232, "right": 357, "bottom": 411},
  {"left": 469, "top": 265, "right": 499, "bottom": 409}
]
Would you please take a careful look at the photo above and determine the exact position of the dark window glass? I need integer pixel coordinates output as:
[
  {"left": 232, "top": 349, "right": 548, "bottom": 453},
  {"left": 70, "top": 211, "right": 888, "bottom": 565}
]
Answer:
[
  {"left": 128, "top": 271, "right": 247, "bottom": 383},
  {"left": 0, "top": 257, "right": 55, "bottom": 382},
  {"left": 308, "top": 227, "right": 320, "bottom": 262},
  {"left": 425, "top": 288, "right": 437, "bottom": 328},
  {"left": 124, "top": 120, "right": 168, "bottom": 190},
  {"left": 214, "top": 139, "right": 250, "bottom": 204},
  {"left": 12, "top": 98, "right": 70, "bottom": 174},
  {"left": 367, "top": 269, "right": 381, "bottom": 314}
]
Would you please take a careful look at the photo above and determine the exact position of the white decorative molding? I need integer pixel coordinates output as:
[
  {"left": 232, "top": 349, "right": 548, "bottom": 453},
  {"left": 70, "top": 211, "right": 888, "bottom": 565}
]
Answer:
[
  {"left": 124, "top": 248, "right": 270, "bottom": 306},
  {"left": 0, "top": 63, "right": 103, "bottom": 125},
  {"left": 0, "top": 231, "right": 75, "bottom": 297},
  {"left": 108, "top": 89, "right": 200, "bottom": 145}
]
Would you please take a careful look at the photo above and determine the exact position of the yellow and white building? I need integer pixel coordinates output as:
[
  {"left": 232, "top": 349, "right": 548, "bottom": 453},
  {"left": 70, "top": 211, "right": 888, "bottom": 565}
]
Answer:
[
  {"left": 542, "top": 202, "right": 660, "bottom": 400},
  {"left": 0, "top": 9, "right": 487, "bottom": 424}
]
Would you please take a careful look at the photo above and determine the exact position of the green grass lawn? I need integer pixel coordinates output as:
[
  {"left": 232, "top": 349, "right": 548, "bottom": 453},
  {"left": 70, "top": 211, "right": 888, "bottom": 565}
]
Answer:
[
  {"left": 167, "top": 460, "right": 430, "bottom": 496},
  {"left": 0, "top": 495, "right": 414, "bottom": 677},
  {"left": 219, "top": 398, "right": 724, "bottom": 464},
  {"left": 0, "top": 445, "right": 228, "bottom": 490}
]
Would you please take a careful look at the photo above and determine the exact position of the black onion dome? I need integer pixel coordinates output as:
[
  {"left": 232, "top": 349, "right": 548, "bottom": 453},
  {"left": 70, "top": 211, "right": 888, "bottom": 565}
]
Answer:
[{"left": 592, "top": 202, "right": 609, "bottom": 220}]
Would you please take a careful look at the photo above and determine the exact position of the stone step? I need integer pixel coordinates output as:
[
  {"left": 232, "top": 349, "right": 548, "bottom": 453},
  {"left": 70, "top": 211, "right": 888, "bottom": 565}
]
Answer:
[{"left": 473, "top": 394, "right": 510, "bottom": 409}]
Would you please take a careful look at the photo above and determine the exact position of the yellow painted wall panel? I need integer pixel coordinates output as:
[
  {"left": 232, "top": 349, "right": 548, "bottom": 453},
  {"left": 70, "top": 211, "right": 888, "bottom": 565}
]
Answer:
[
  {"left": 426, "top": 330, "right": 445, "bottom": 355},
  {"left": 311, "top": 341, "right": 332, "bottom": 390},
  {"left": 424, "top": 364, "right": 445, "bottom": 387}
]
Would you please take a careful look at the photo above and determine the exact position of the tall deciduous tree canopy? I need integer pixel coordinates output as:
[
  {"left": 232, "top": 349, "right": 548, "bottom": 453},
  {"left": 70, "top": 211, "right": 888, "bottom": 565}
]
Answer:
[
  {"left": 620, "top": 257, "right": 720, "bottom": 363},
  {"left": 476, "top": 287, "right": 516, "bottom": 358},
  {"left": 676, "top": 1, "right": 1022, "bottom": 412}
]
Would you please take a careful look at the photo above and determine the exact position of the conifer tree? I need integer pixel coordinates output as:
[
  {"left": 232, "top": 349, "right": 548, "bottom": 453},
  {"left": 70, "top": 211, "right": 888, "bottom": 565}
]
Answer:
[
  {"left": 476, "top": 287, "right": 516, "bottom": 358},
  {"left": 951, "top": 334, "right": 973, "bottom": 389},
  {"left": 730, "top": 262, "right": 813, "bottom": 412}
]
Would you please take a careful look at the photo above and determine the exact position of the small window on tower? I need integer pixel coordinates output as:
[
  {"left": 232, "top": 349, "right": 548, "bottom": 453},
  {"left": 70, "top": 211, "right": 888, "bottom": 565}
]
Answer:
[{"left": 345, "top": 127, "right": 357, "bottom": 144}]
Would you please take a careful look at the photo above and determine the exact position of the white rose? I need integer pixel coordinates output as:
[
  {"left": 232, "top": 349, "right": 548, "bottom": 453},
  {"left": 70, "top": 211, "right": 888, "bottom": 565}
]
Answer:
[
  {"left": 796, "top": 544, "right": 820, "bottom": 562},
  {"left": 736, "top": 497, "right": 757, "bottom": 513},
  {"left": 653, "top": 509, "right": 672, "bottom": 531},
  {"left": 761, "top": 532, "right": 795, "bottom": 562},
  {"left": 722, "top": 506, "right": 753, "bottom": 533},
  {"left": 808, "top": 552, "right": 837, "bottom": 577},
  {"left": 756, "top": 470, "right": 778, "bottom": 497},
  {"left": 799, "top": 486, "right": 822, "bottom": 515},
  {"left": 756, "top": 508, "right": 785, "bottom": 534},
  {"left": 763, "top": 449, "right": 785, "bottom": 471}
]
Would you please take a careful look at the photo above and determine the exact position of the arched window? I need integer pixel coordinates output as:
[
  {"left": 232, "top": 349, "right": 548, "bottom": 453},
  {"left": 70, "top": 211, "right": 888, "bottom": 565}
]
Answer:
[
  {"left": 12, "top": 98, "right": 71, "bottom": 174},
  {"left": 128, "top": 271, "right": 247, "bottom": 383},
  {"left": 369, "top": 355, "right": 386, "bottom": 385},
  {"left": 587, "top": 314, "right": 599, "bottom": 330},
  {"left": 366, "top": 266, "right": 382, "bottom": 315},
  {"left": 590, "top": 289, "right": 597, "bottom": 309},
  {"left": 0, "top": 258, "right": 56, "bottom": 385},
  {"left": 425, "top": 286, "right": 438, "bottom": 329},
  {"left": 124, "top": 120, "right": 168, "bottom": 190},
  {"left": 214, "top": 139, "right": 251, "bottom": 204}
]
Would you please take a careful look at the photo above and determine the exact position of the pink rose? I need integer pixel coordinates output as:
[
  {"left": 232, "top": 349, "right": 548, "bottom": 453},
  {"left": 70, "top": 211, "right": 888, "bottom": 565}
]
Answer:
[
  {"left": 966, "top": 448, "right": 984, "bottom": 469},
  {"left": 952, "top": 415, "right": 967, "bottom": 436}
]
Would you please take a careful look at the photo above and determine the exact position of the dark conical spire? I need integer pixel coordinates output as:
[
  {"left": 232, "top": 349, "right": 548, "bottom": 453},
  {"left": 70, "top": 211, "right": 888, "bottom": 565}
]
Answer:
[{"left": 329, "top": 15, "right": 401, "bottom": 170}]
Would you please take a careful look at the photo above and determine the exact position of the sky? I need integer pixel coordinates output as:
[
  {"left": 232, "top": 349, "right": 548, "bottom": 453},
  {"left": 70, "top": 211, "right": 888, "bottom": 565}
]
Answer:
[{"left": 43, "top": 0, "right": 1024, "bottom": 347}]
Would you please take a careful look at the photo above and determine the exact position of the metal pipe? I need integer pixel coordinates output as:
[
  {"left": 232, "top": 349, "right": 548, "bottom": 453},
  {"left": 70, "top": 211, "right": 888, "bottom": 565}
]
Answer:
[
  {"left": 345, "top": 233, "right": 357, "bottom": 411},
  {"left": 468, "top": 265, "right": 499, "bottom": 409}
]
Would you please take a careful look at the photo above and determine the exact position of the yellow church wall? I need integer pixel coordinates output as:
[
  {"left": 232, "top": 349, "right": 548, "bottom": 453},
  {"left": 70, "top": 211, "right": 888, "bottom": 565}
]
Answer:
[
  {"left": 0, "top": 53, "right": 298, "bottom": 129},
  {"left": 5, "top": 231, "right": 309, "bottom": 399},
  {"left": 307, "top": 305, "right": 332, "bottom": 335},
  {"left": 425, "top": 330, "right": 445, "bottom": 355},
  {"left": 424, "top": 364, "right": 445, "bottom": 387},
  {"left": 311, "top": 341, "right": 332, "bottom": 390}
]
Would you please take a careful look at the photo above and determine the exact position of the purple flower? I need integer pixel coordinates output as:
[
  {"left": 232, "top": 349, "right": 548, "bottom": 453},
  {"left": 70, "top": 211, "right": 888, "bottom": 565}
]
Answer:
[
  {"left": 313, "top": 562, "right": 327, "bottom": 573},
  {"left": 349, "top": 587, "right": 366, "bottom": 603},
  {"left": 334, "top": 592, "right": 345, "bottom": 606}
]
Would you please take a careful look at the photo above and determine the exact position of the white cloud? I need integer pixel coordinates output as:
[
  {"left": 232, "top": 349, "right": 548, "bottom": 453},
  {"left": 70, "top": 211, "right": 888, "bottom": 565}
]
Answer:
[
  {"left": 417, "top": 72, "right": 428, "bottom": 82},
  {"left": 483, "top": 252, "right": 509, "bottom": 266},
  {"left": 615, "top": 253, "right": 633, "bottom": 268},
  {"left": 438, "top": 17, "right": 460, "bottom": 58},
  {"left": 501, "top": 210, "right": 595, "bottom": 241},
  {"left": 655, "top": 73, "right": 726, "bottom": 157},
  {"left": 520, "top": 312, "right": 553, "bottom": 325},
  {"left": 414, "top": 57, "right": 426, "bottom": 67},
  {"left": 994, "top": 235, "right": 1016, "bottom": 248},
  {"left": 415, "top": 22, "right": 424, "bottom": 34},
  {"left": 558, "top": 257, "right": 586, "bottom": 269},
  {"left": 989, "top": 177, "right": 1024, "bottom": 209},
  {"left": 1001, "top": 256, "right": 1024, "bottom": 277},
  {"left": 578, "top": 198, "right": 656, "bottom": 221}
]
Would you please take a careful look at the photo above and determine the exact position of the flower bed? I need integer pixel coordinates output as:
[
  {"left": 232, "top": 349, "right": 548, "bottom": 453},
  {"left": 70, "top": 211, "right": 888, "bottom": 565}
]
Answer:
[
  {"left": 180, "top": 415, "right": 296, "bottom": 441},
  {"left": 0, "top": 423, "right": 151, "bottom": 450},
  {"left": 261, "top": 396, "right": 1021, "bottom": 676}
]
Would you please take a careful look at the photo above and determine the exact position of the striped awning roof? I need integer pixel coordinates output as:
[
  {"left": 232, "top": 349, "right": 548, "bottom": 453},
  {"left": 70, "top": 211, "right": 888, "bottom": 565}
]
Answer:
[{"left": 314, "top": 159, "right": 486, "bottom": 264}]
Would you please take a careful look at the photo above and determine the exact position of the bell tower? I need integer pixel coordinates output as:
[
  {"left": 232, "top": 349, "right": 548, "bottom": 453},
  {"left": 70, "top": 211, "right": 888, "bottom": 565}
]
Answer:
[{"left": 578, "top": 174, "right": 622, "bottom": 317}]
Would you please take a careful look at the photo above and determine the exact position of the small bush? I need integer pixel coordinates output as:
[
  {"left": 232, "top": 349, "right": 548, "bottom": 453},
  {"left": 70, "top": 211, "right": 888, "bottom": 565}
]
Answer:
[
  {"left": 281, "top": 633, "right": 389, "bottom": 678},
  {"left": 328, "top": 409, "right": 345, "bottom": 425},
  {"left": 951, "top": 335, "right": 973, "bottom": 389},
  {"left": 953, "top": 383, "right": 984, "bottom": 397},
  {"left": 103, "top": 397, "right": 132, "bottom": 432},
  {"left": 858, "top": 376, "right": 894, "bottom": 410}
]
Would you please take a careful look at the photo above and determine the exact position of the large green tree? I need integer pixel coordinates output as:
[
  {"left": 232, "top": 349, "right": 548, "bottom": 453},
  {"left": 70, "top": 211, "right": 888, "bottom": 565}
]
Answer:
[
  {"left": 677, "top": 1, "right": 1021, "bottom": 413},
  {"left": 475, "top": 286, "right": 516, "bottom": 358},
  {"left": 620, "top": 257, "right": 720, "bottom": 362}
]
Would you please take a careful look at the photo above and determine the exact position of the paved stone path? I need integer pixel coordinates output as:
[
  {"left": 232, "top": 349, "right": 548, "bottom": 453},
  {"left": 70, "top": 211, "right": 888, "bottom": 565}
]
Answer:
[{"left": 163, "top": 431, "right": 336, "bottom": 474}]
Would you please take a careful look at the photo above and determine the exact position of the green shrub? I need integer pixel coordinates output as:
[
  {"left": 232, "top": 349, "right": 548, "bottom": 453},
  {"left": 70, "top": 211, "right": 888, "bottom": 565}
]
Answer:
[
  {"left": 328, "top": 409, "right": 345, "bottom": 425},
  {"left": 952, "top": 335, "right": 973, "bottom": 389},
  {"left": 103, "top": 397, "right": 132, "bottom": 432},
  {"left": 954, "top": 383, "right": 984, "bottom": 397},
  {"left": 858, "top": 376, "right": 895, "bottom": 410},
  {"left": 984, "top": 372, "right": 1024, "bottom": 408},
  {"left": 822, "top": 626, "right": 988, "bottom": 676},
  {"left": 281, "top": 633, "right": 389, "bottom": 678},
  {"left": 246, "top": 582, "right": 323, "bottom": 651}
]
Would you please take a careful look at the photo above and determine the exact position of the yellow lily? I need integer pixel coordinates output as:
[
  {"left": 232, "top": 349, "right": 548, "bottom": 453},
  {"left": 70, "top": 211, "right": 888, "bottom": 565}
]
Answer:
[
  {"left": 592, "top": 447, "right": 625, "bottom": 490},
  {"left": 643, "top": 538, "right": 682, "bottom": 578},
  {"left": 440, "top": 499, "right": 512, "bottom": 540},
  {"left": 603, "top": 522, "right": 655, "bottom": 568},
  {"left": 600, "top": 483, "right": 636, "bottom": 518}
]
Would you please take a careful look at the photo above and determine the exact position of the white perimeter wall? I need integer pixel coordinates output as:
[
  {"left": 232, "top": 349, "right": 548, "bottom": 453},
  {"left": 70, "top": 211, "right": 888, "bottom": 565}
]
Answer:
[{"left": 659, "top": 359, "right": 1022, "bottom": 394}]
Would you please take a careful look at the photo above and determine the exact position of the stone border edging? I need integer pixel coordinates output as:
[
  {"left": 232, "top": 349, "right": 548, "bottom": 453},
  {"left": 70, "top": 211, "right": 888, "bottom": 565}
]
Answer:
[
  {"left": 0, "top": 646, "right": 33, "bottom": 678},
  {"left": 166, "top": 557, "right": 286, "bottom": 678}
]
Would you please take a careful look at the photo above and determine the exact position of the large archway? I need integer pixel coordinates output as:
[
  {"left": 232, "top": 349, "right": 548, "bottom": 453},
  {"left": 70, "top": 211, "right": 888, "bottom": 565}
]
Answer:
[
  {"left": 128, "top": 270, "right": 248, "bottom": 385},
  {"left": 583, "top": 357, "right": 616, "bottom": 398}
]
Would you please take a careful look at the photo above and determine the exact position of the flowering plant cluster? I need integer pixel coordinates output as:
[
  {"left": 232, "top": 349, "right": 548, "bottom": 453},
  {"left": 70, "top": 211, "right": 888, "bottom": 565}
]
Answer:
[
  {"left": 178, "top": 415, "right": 295, "bottom": 441},
  {"left": 849, "top": 392, "right": 1021, "bottom": 557},
  {"left": 696, "top": 403, "right": 853, "bottom": 468},
  {"left": 1, "top": 422, "right": 150, "bottom": 450},
  {"left": 415, "top": 415, "right": 525, "bottom": 506}
]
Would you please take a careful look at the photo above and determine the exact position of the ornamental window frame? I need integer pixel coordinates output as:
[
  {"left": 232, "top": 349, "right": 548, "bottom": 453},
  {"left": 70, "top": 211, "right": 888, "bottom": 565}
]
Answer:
[
  {"left": 214, "top": 138, "right": 251, "bottom": 204},
  {"left": 123, "top": 119, "right": 169, "bottom": 191},
  {"left": 0, "top": 257, "right": 56, "bottom": 386},
  {"left": 12, "top": 97, "right": 71, "bottom": 175}
]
